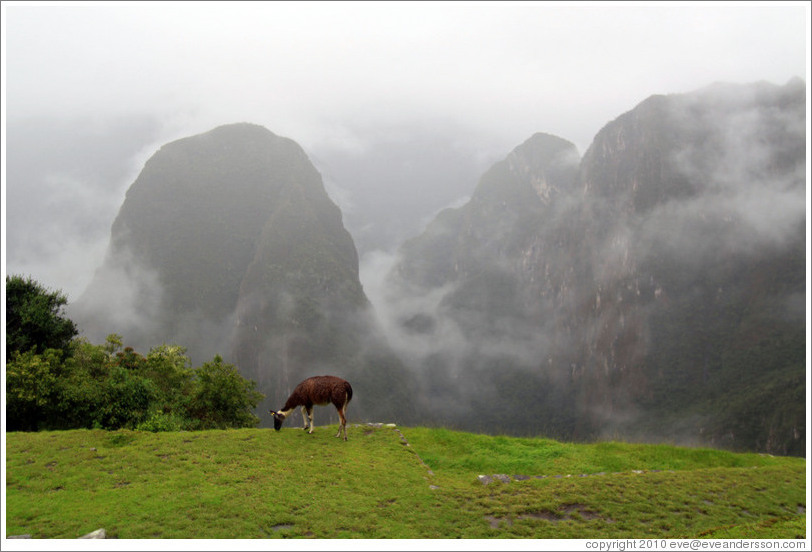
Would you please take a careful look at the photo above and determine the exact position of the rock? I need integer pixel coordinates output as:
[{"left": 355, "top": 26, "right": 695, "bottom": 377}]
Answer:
[
  {"left": 7, "top": 534, "right": 32, "bottom": 539},
  {"left": 477, "top": 475, "right": 493, "bottom": 485},
  {"left": 78, "top": 528, "right": 106, "bottom": 539}
]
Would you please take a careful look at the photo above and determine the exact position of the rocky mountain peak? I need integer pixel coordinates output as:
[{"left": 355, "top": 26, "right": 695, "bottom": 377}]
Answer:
[
  {"left": 472, "top": 132, "right": 580, "bottom": 206},
  {"left": 72, "top": 123, "right": 421, "bottom": 426}
]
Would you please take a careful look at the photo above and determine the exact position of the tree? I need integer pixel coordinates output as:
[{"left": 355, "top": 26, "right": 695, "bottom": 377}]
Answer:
[
  {"left": 94, "top": 366, "right": 157, "bottom": 429},
  {"left": 6, "top": 275, "right": 78, "bottom": 361},
  {"left": 186, "top": 355, "right": 264, "bottom": 429},
  {"left": 144, "top": 344, "right": 195, "bottom": 415},
  {"left": 5, "top": 293, "right": 265, "bottom": 431},
  {"left": 5, "top": 349, "right": 62, "bottom": 431}
]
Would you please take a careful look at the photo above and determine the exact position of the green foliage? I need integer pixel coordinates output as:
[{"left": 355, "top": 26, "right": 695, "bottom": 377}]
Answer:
[
  {"left": 53, "top": 339, "right": 113, "bottom": 429},
  {"left": 135, "top": 410, "right": 188, "bottom": 432},
  {"left": 5, "top": 274, "right": 78, "bottom": 361},
  {"left": 186, "top": 355, "right": 263, "bottom": 429},
  {"left": 5, "top": 349, "right": 63, "bottom": 431},
  {"left": 93, "top": 366, "right": 157, "bottom": 429},
  {"left": 4, "top": 275, "right": 264, "bottom": 431},
  {"left": 144, "top": 345, "right": 194, "bottom": 397},
  {"left": 5, "top": 334, "right": 264, "bottom": 432}
]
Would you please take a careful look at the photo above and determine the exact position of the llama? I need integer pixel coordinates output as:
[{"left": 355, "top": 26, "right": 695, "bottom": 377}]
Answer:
[{"left": 270, "top": 375, "right": 353, "bottom": 440}]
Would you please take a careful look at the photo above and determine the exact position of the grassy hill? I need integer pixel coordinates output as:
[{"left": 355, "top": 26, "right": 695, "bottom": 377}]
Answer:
[{"left": 4, "top": 425, "right": 807, "bottom": 539}]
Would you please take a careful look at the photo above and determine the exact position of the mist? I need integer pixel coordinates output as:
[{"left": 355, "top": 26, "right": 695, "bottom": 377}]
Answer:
[{"left": 4, "top": 2, "right": 807, "bottom": 301}]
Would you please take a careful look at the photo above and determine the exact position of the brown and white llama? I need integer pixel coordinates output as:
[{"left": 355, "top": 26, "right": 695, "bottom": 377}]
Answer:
[{"left": 270, "top": 375, "right": 353, "bottom": 440}]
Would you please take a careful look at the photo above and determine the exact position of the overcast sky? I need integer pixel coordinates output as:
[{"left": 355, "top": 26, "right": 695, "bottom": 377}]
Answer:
[{"left": 2, "top": 1, "right": 810, "bottom": 301}]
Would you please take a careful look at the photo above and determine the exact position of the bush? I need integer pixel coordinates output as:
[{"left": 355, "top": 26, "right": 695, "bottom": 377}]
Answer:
[
  {"left": 5, "top": 277, "right": 265, "bottom": 432},
  {"left": 186, "top": 355, "right": 264, "bottom": 429},
  {"left": 144, "top": 345, "right": 195, "bottom": 415},
  {"left": 6, "top": 338, "right": 265, "bottom": 432},
  {"left": 5, "top": 349, "right": 62, "bottom": 431},
  {"left": 93, "top": 366, "right": 157, "bottom": 429},
  {"left": 136, "top": 410, "right": 190, "bottom": 432}
]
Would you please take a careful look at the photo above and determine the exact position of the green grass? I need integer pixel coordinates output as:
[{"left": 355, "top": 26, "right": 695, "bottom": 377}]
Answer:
[
  {"left": 403, "top": 427, "right": 787, "bottom": 476},
  {"left": 4, "top": 425, "right": 807, "bottom": 539}
]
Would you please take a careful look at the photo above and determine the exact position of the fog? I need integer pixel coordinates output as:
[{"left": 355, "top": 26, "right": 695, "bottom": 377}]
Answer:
[
  {"left": 637, "top": 83, "right": 808, "bottom": 267},
  {"left": 3, "top": 2, "right": 808, "bottom": 307}
]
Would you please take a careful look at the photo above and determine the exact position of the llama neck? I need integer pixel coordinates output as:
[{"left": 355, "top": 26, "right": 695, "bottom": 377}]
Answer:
[{"left": 279, "top": 400, "right": 300, "bottom": 415}]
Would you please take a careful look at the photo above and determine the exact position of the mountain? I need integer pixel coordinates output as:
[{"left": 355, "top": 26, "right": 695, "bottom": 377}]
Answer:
[
  {"left": 71, "top": 123, "right": 419, "bottom": 426},
  {"left": 68, "top": 79, "right": 805, "bottom": 454},
  {"left": 574, "top": 78, "right": 806, "bottom": 454},
  {"left": 386, "top": 79, "right": 806, "bottom": 454},
  {"left": 381, "top": 133, "right": 585, "bottom": 437}
]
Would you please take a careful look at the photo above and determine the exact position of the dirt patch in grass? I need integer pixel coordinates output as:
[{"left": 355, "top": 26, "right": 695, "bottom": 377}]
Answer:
[
  {"left": 561, "top": 503, "right": 604, "bottom": 521},
  {"left": 484, "top": 515, "right": 513, "bottom": 528},
  {"left": 485, "top": 503, "right": 613, "bottom": 528},
  {"left": 517, "top": 511, "right": 560, "bottom": 522}
]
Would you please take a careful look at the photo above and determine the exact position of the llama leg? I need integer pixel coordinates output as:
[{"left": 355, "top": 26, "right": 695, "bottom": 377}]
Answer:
[
  {"left": 306, "top": 407, "right": 314, "bottom": 434},
  {"left": 336, "top": 406, "right": 347, "bottom": 440},
  {"left": 333, "top": 404, "right": 342, "bottom": 438},
  {"left": 301, "top": 406, "right": 309, "bottom": 431}
]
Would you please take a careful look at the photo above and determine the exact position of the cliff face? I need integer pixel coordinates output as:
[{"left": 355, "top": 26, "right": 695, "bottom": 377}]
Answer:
[
  {"left": 72, "top": 123, "right": 418, "bottom": 426},
  {"left": 386, "top": 133, "right": 585, "bottom": 437},
  {"left": 389, "top": 79, "right": 806, "bottom": 453},
  {"left": 574, "top": 79, "right": 806, "bottom": 453}
]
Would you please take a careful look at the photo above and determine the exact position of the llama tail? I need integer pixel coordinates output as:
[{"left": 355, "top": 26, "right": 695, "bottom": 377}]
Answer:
[{"left": 345, "top": 381, "right": 353, "bottom": 404}]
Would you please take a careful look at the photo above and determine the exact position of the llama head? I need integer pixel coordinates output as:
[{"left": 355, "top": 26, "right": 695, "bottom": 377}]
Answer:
[{"left": 269, "top": 409, "right": 286, "bottom": 431}]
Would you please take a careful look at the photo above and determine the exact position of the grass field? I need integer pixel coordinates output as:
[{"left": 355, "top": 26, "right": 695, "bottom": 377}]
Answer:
[{"left": 4, "top": 424, "right": 807, "bottom": 539}]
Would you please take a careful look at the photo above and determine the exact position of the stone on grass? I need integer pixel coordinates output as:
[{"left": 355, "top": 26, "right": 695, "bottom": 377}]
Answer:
[{"left": 79, "top": 528, "right": 106, "bottom": 539}]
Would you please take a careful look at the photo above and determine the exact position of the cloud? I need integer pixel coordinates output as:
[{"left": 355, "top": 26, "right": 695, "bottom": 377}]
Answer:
[
  {"left": 3, "top": 115, "right": 166, "bottom": 297},
  {"left": 4, "top": 3, "right": 807, "bottom": 150},
  {"left": 360, "top": 249, "right": 466, "bottom": 367},
  {"left": 67, "top": 245, "right": 166, "bottom": 348},
  {"left": 640, "top": 84, "right": 807, "bottom": 263}
]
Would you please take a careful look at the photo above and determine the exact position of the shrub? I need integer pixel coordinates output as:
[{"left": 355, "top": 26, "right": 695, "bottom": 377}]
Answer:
[
  {"left": 186, "top": 355, "right": 264, "bottom": 429},
  {"left": 5, "top": 350, "right": 62, "bottom": 431},
  {"left": 136, "top": 410, "right": 190, "bottom": 432},
  {"left": 93, "top": 366, "right": 157, "bottom": 429},
  {"left": 5, "top": 275, "right": 265, "bottom": 433}
]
